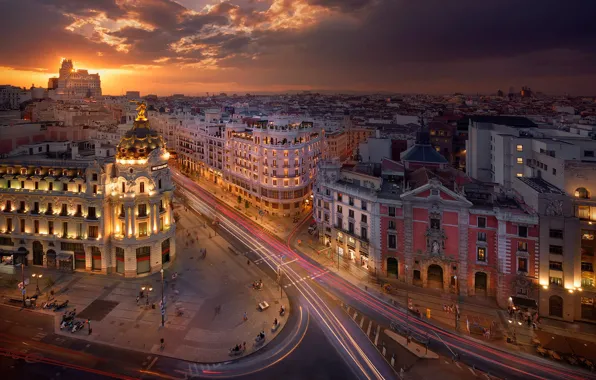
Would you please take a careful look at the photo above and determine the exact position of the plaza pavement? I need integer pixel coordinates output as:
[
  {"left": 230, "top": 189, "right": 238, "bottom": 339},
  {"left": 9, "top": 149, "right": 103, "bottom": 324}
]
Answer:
[{"left": 0, "top": 201, "right": 290, "bottom": 363}]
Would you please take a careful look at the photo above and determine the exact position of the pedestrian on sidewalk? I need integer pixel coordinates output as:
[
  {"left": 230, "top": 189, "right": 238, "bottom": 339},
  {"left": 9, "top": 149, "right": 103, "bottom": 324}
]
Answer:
[
  {"left": 136, "top": 296, "right": 140, "bottom": 305},
  {"left": 87, "top": 319, "right": 92, "bottom": 335},
  {"left": 243, "top": 312, "right": 248, "bottom": 321},
  {"left": 247, "top": 259, "right": 250, "bottom": 265},
  {"left": 160, "top": 338, "right": 165, "bottom": 351}
]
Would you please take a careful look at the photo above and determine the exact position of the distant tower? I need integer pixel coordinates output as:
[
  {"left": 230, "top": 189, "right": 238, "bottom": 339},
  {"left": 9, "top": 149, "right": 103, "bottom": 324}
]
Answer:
[
  {"left": 59, "top": 59, "right": 74, "bottom": 78},
  {"left": 497, "top": 89, "right": 504, "bottom": 97}
]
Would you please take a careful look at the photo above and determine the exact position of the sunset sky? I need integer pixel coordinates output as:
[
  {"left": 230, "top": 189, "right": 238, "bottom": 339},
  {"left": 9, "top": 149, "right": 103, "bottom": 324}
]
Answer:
[{"left": 0, "top": 0, "right": 595, "bottom": 96}]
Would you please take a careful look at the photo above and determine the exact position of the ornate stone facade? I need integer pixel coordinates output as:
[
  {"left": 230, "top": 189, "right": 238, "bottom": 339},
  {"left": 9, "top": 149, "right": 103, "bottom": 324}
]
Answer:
[{"left": 0, "top": 109, "right": 175, "bottom": 277}]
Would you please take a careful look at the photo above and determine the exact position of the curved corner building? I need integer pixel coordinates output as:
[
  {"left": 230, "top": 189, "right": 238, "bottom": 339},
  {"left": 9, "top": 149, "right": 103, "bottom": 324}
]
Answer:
[
  {"left": 111, "top": 111, "right": 176, "bottom": 276},
  {"left": 0, "top": 108, "right": 176, "bottom": 277}
]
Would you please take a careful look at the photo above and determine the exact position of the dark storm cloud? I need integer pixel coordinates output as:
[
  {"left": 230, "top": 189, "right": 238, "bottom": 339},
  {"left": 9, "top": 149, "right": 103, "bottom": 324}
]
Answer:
[
  {"left": 1, "top": 0, "right": 596, "bottom": 94},
  {"left": 306, "top": 0, "right": 376, "bottom": 12},
  {"left": 38, "top": 0, "right": 126, "bottom": 19}
]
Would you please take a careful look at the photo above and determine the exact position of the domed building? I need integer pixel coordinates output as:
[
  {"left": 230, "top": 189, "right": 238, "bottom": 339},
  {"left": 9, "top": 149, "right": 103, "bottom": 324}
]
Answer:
[{"left": 109, "top": 103, "right": 176, "bottom": 276}]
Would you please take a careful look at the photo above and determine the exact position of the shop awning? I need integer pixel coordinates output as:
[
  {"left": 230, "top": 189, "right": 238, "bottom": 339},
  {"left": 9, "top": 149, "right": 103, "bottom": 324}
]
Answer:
[
  {"left": 0, "top": 249, "right": 28, "bottom": 256},
  {"left": 511, "top": 296, "right": 537, "bottom": 309}
]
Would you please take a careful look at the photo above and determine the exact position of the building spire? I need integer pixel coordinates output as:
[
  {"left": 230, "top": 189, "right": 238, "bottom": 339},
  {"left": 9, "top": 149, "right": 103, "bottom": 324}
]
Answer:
[{"left": 415, "top": 113, "right": 430, "bottom": 145}]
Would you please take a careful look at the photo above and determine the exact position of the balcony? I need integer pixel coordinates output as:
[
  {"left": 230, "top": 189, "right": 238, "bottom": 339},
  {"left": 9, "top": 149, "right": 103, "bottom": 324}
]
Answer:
[{"left": 335, "top": 225, "right": 368, "bottom": 243}]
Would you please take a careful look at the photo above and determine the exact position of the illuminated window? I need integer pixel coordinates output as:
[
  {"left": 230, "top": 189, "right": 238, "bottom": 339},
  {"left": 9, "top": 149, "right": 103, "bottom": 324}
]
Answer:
[
  {"left": 517, "top": 157, "right": 523, "bottom": 164},
  {"left": 516, "top": 145, "right": 523, "bottom": 152},
  {"left": 138, "top": 222, "right": 148, "bottom": 237},
  {"left": 575, "top": 187, "right": 590, "bottom": 199},
  {"left": 518, "top": 258, "right": 528, "bottom": 272},
  {"left": 477, "top": 247, "right": 486, "bottom": 262},
  {"left": 516, "top": 173, "right": 523, "bottom": 177}
]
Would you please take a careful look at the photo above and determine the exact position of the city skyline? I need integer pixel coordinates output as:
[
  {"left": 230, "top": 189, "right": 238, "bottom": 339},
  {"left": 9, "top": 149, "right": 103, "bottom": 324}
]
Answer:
[{"left": 1, "top": 0, "right": 595, "bottom": 96}]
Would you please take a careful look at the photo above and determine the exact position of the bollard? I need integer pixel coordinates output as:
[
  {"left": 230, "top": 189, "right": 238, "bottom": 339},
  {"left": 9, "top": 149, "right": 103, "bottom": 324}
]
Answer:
[
  {"left": 390, "top": 354, "right": 395, "bottom": 367},
  {"left": 382, "top": 346, "right": 386, "bottom": 356}
]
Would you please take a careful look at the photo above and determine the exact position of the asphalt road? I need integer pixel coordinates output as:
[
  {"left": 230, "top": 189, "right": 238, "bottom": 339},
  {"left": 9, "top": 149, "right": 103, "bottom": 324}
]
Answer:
[{"left": 0, "top": 303, "right": 357, "bottom": 380}]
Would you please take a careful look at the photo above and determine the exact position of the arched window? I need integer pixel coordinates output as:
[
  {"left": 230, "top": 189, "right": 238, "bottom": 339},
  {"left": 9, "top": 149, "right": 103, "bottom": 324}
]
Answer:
[{"left": 575, "top": 187, "right": 590, "bottom": 199}]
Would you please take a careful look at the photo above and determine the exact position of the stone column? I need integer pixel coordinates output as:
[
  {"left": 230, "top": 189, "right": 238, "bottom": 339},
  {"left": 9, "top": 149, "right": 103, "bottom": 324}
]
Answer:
[
  {"left": 125, "top": 206, "right": 131, "bottom": 237},
  {"left": 130, "top": 207, "right": 136, "bottom": 236},
  {"left": 125, "top": 247, "right": 136, "bottom": 278},
  {"left": 154, "top": 204, "right": 158, "bottom": 233},
  {"left": 85, "top": 245, "right": 92, "bottom": 271}
]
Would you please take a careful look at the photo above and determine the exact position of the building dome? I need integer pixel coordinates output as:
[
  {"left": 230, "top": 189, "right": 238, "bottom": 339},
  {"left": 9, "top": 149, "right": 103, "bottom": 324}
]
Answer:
[{"left": 116, "top": 104, "right": 165, "bottom": 160}]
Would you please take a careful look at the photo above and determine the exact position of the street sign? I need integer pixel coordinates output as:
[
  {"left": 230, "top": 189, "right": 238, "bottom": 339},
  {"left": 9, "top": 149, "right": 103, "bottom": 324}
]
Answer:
[
  {"left": 161, "top": 309, "right": 165, "bottom": 316},
  {"left": 22, "top": 289, "right": 26, "bottom": 295}
]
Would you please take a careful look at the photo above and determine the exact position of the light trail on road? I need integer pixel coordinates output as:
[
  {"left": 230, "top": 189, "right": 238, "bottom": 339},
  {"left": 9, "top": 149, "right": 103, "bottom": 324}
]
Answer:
[
  {"left": 174, "top": 170, "right": 596, "bottom": 380},
  {"left": 176, "top": 179, "right": 391, "bottom": 380}
]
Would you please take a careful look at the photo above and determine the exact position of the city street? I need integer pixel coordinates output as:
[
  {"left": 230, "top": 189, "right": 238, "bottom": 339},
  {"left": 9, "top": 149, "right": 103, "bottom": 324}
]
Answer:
[
  {"left": 172, "top": 169, "right": 596, "bottom": 380},
  {"left": 1, "top": 169, "right": 594, "bottom": 380}
]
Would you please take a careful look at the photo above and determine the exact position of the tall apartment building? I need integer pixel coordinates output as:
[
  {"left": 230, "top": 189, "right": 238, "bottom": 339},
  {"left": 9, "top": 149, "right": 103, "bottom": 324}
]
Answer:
[
  {"left": 467, "top": 117, "right": 596, "bottom": 322},
  {"left": 314, "top": 130, "right": 540, "bottom": 308},
  {"left": 224, "top": 121, "right": 323, "bottom": 215},
  {"left": 176, "top": 119, "right": 324, "bottom": 216},
  {"left": 0, "top": 110, "right": 176, "bottom": 277}
]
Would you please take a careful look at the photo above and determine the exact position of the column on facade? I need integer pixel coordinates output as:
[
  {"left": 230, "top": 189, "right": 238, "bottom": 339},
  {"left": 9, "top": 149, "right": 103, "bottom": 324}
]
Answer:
[
  {"left": 125, "top": 205, "right": 131, "bottom": 237},
  {"left": 113, "top": 203, "right": 119, "bottom": 236},
  {"left": 131, "top": 205, "right": 136, "bottom": 237},
  {"left": 153, "top": 203, "right": 158, "bottom": 233}
]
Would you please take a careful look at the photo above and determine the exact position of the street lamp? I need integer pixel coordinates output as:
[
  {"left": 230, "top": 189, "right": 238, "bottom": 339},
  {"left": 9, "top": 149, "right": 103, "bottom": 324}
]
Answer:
[
  {"left": 32, "top": 273, "right": 43, "bottom": 294},
  {"left": 141, "top": 286, "right": 153, "bottom": 306},
  {"left": 160, "top": 269, "right": 165, "bottom": 327}
]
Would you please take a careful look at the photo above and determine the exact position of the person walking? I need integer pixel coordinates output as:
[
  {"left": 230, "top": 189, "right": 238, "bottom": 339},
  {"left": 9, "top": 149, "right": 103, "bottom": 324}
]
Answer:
[
  {"left": 136, "top": 296, "right": 140, "bottom": 305},
  {"left": 87, "top": 319, "right": 92, "bottom": 335},
  {"left": 243, "top": 312, "right": 248, "bottom": 322},
  {"left": 160, "top": 338, "right": 165, "bottom": 351}
]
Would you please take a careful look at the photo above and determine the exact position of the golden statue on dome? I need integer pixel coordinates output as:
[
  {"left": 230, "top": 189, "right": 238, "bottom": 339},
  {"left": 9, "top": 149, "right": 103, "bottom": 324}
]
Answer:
[{"left": 135, "top": 101, "right": 147, "bottom": 121}]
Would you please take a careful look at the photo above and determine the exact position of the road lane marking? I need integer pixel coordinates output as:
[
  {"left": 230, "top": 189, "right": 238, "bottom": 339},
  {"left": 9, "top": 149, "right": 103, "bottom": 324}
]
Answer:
[
  {"left": 146, "top": 356, "right": 158, "bottom": 371},
  {"left": 374, "top": 325, "right": 380, "bottom": 346}
]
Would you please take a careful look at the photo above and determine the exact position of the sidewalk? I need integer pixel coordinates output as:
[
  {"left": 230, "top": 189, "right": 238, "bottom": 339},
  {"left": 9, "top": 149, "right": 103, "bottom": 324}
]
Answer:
[
  {"left": 184, "top": 174, "right": 311, "bottom": 240},
  {"left": 0, "top": 202, "right": 290, "bottom": 363}
]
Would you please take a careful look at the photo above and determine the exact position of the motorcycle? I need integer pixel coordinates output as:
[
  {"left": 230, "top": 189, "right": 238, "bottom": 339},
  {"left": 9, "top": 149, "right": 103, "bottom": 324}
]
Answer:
[
  {"left": 54, "top": 300, "right": 69, "bottom": 311},
  {"left": 279, "top": 307, "right": 286, "bottom": 317},
  {"left": 229, "top": 346, "right": 245, "bottom": 356},
  {"left": 60, "top": 320, "right": 74, "bottom": 330},
  {"left": 254, "top": 333, "right": 266, "bottom": 344},
  {"left": 71, "top": 321, "right": 85, "bottom": 333},
  {"left": 43, "top": 300, "right": 58, "bottom": 309}
]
